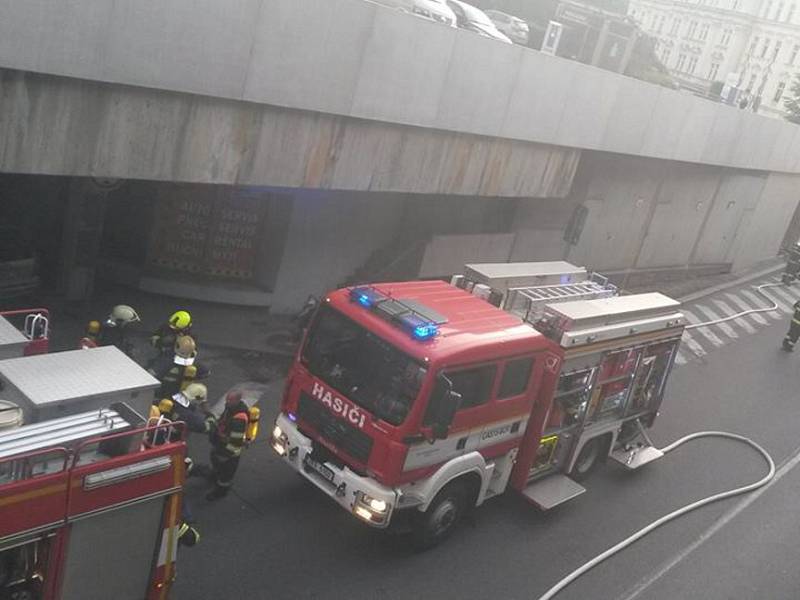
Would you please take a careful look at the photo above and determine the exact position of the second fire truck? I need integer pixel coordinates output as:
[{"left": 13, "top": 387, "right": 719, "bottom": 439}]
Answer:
[{"left": 271, "top": 262, "right": 685, "bottom": 547}]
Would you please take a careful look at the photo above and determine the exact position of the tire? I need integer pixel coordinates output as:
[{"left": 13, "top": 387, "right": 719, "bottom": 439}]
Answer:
[
  {"left": 571, "top": 437, "right": 603, "bottom": 482},
  {"left": 412, "top": 482, "right": 467, "bottom": 550}
]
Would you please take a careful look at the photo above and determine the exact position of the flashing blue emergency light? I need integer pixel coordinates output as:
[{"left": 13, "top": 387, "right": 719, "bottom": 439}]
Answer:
[
  {"left": 400, "top": 312, "right": 439, "bottom": 341},
  {"left": 288, "top": 412, "right": 297, "bottom": 422},
  {"left": 413, "top": 323, "right": 439, "bottom": 340},
  {"left": 350, "top": 286, "right": 386, "bottom": 308}
]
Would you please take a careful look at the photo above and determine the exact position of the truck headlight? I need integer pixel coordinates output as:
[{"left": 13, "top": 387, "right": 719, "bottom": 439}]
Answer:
[
  {"left": 353, "top": 491, "right": 391, "bottom": 524},
  {"left": 271, "top": 424, "right": 287, "bottom": 456},
  {"left": 367, "top": 497, "right": 387, "bottom": 512}
]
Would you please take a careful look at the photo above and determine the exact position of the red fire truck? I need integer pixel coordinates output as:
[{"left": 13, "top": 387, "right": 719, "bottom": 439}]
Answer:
[
  {"left": 0, "top": 350, "right": 186, "bottom": 599},
  {"left": 0, "top": 309, "right": 50, "bottom": 358},
  {"left": 271, "top": 263, "right": 685, "bottom": 547}
]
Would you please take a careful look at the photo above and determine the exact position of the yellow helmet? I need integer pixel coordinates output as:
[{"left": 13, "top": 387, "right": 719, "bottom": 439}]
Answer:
[
  {"left": 183, "top": 365, "right": 198, "bottom": 380},
  {"left": 87, "top": 320, "right": 101, "bottom": 335},
  {"left": 158, "top": 398, "right": 175, "bottom": 415},
  {"left": 183, "top": 383, "right": 208, "bottom": 403},
  {"left": 169, "top": 310, "right": 192, "bottom": 331},
  {"left": 174, "top": 335, "right": 197, "bottom": 359}
]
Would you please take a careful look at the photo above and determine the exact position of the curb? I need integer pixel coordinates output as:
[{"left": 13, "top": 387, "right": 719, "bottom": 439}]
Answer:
[{"left": 678, "top": 263, "right": 785, "bottom": 303}]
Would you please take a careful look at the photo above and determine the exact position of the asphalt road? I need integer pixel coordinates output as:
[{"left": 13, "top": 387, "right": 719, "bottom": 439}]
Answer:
[{"left": 173, "top": 281, "right": 800, "bottom": 600}]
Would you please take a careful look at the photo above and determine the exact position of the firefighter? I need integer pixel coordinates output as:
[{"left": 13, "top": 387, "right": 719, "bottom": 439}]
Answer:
[
  {"left": 97, "top": 305, "right": 140, "bottom": 357},
  {"left": 148, "top": 336, "right": 209, "bottom": 401},
  {"left": 783, "top": 242, "right": 800, "bottom": 285},
  {"left": 151, "top": 310, "right": 194, "bottom": 357},
  {"left": 178, "top": 499, "right": 201, "bottom": 547},
  {"left": 783, "top": 300, "right": 800, "bottom": 351},
  {"left": 204, "top": 391, "right": 250, "bottom": 501},
  {"left": 79, "top": 320, "right": 101, "bottom": 349}
]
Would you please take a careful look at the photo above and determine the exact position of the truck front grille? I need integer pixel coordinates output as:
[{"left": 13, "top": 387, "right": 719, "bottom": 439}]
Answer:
[{"left": 297, "top": 392, "right": 374, "bottom": 464}]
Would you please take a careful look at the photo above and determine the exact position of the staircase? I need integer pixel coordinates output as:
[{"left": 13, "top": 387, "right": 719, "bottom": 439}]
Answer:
[{"left": 341, "top": 236, "right": 430, "bottom": 287}]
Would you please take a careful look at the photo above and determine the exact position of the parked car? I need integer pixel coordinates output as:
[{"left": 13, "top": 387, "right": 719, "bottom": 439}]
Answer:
[
  {"left": 370, "top": 0, "right": 457, "bottom": 27},
  {"left": 445, "top": 0, "right": 512, "bottom": 43},
  {"left": 484, "top": 9, "right": 530, "bottom": 45}
]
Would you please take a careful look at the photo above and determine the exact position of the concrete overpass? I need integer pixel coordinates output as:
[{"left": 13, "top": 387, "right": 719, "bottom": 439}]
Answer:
[{"left": 0, "top": 0, "right": 798, "bottom": 309}]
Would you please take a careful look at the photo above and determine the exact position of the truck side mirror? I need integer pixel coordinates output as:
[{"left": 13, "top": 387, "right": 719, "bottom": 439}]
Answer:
[{"left": 431, "top": 388, "right": 461, "bottom": 440}]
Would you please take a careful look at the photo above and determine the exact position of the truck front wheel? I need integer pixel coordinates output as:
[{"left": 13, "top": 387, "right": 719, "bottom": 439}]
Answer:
[{"left": 412, "top": 481, "right": 467, "bottom": 550}]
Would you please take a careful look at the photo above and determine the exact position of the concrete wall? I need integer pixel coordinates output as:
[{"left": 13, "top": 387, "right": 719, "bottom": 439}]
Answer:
[
  {"left": 0, "top": 68, "right": 578, "bottom": 197},
  {"left": 504, "top": 152, "right": 800, "bottom": 271},
  {"left": 271, "top": 190, "right": 407, "bottom": 311},
  {"left": 1, "top": 0, "right": 800, "bottom": 174}
]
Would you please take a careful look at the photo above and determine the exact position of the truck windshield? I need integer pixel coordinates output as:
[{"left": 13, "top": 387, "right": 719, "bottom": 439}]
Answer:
[{"left": 301, "top": 304, "right": 427, "bottom": 426}]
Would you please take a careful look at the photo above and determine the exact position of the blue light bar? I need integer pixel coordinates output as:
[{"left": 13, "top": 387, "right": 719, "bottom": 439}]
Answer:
[
  {"left": 349, "top": 286, "right": 386, "bottom": 308},
  {"left": 399, "top": 313, "right": 439, "bottom": 341}
]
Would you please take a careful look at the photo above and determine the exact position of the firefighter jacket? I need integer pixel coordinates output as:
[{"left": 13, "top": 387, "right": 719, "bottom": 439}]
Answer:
[
  {"left": 162, "top": 397, "right": 209, "bottom": 436},
  {"left": 150, "top": 323, "right": 194, "bottom": 354},
  {"left": 98, "top": 322, "right": 133, "bottom": 356},
  {"left": 148, "top": 355, "right": 208, "bottom": 400},
  {"left": 210, "top": 400, "right": 249, "bottom": 458},
  {"left": 794, "top": 301, "right": 800, "bottom": 324}
]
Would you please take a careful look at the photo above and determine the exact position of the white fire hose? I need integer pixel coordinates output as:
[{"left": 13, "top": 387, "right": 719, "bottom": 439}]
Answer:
[
  {"left": 684, "top": 282, "right": 782, "bottom": 330},
  {"left": 538, "top": 281, "right": 786, "bottom": 599},
  {"left": 536, "top": 432, "right": 775, "bottom": 600}
]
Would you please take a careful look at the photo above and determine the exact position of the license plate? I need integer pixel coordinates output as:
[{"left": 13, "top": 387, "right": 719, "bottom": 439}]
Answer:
[{"left": 303, "top": 455, "right": 335, "bottom": 484}]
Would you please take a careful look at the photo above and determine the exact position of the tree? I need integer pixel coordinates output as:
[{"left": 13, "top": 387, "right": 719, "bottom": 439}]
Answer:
[
  {"left": 783, "top": 73, "right": 800, "bottom": 124},
  {"left": 624, "top": 34, "right": 678, "bottom": 89}
]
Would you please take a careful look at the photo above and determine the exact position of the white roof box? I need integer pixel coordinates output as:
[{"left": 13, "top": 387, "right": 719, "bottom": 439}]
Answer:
[
  {"left": 543, "top": 293, "right": 685, "bottom": 348},
  {"left": 0, "top": 346, "right": 159, "bottom": 422},
  {"left": 463, "top": 262, "right": 587, "bottom": 291}
]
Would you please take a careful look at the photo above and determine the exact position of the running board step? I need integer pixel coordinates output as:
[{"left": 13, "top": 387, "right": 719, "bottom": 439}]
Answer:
[
  {"left": 520, "top": 474, "right": 586, "bottom": 510},
  {"left": 609, "top": 445, "right": 664, "bottom": 470}
]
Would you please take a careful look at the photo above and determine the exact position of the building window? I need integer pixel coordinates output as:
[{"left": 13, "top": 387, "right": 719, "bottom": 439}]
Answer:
[
  {"left": 733, "top": 0, "right": 740, "bottom": 8},
  {"left": 761, "top": 38, "right": 771, "bottom": 57},
  {"left": 688, "top": 21, "right": 698, "bottom": 38},
  {"left": 657, "top": 15, "right": 666, "bottom": 33},
  {"left": 763, "top": 1, "right": 774, "bottom": 18},
  {"left": 671, "top": 18, "right": 682, "bottom": 35},
  {"left": 775, "top": 1, "right": 785, "bottom": 19},
  {"left": 662, "top": 47, "right": 672, "bottom": 64},
  {"left": 709, "top": 62, "right": 721, "bottom": 79},
  {"left": 748, "top": 73, "right": 758, "bottom": 90},
  {"left": 720, "top": 28, "right": 733, "bottom": 46},
  {"left": 750, "top": 36, "right": 760, "bottom": 54},
  {"left": 787, "top": 4, "right": 796, "bottom": 21},
  {"left": 699, "top": 24, "right": 710, "bottom": 40},
  {"left": 774, "top": 80, "right": 787, "bottom": 101},
  {"left": 774, "top": 40, "right": 783, "bottom": 59},
  {"left": 688, "top": 56, "right": 699, "bottom": 74},
  {"left": 790, "top": 43, "right": 800, "bottom": 63},
  {"left": 676, "top": 53, "right": 688, "bottom": 71}
]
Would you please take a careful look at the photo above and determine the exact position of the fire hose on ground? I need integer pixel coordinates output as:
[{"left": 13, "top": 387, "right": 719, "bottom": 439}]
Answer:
[{"left": 537, "top": 281, "right": 786, "bottom": 600}]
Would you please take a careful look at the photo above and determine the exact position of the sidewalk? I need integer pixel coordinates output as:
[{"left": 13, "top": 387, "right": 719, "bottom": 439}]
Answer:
[{"left": 622, "top": 257, "right": 785, "bottom": 302}]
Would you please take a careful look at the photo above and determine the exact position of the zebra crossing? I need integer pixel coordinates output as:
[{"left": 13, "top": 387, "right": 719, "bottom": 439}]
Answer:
[{"left": 674, "top": 275, "right": 798, "bottom": 366}]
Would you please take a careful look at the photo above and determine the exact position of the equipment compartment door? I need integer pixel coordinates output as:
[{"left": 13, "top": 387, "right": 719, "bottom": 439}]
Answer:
[
  {"left": 59, "top": 497, "right": 165, "bottom": 600},
  {"left": 529, "top": 368, "right": 595, "bottom": 479}
]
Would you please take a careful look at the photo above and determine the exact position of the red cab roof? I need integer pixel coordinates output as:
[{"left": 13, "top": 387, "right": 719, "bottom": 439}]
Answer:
[{"left": 327, "top": 280, "right": 552, "bottom": 365}]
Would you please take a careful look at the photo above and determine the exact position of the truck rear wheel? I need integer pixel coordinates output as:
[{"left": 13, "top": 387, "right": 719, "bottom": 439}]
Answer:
[
  {"left": 412, "top": 481, "right": 467, "bottom": 550},
  {"left": 571, "top": 437, "right": 603, "bottom": 481}
]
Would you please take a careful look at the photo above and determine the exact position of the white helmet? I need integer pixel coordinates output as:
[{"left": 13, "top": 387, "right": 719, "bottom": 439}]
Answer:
[
  {"left": 109, "top": 305, "right": 140, "bottom": 325},
  {"left": 183, "top": 383, "right": 208, "bottom": 404}
]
